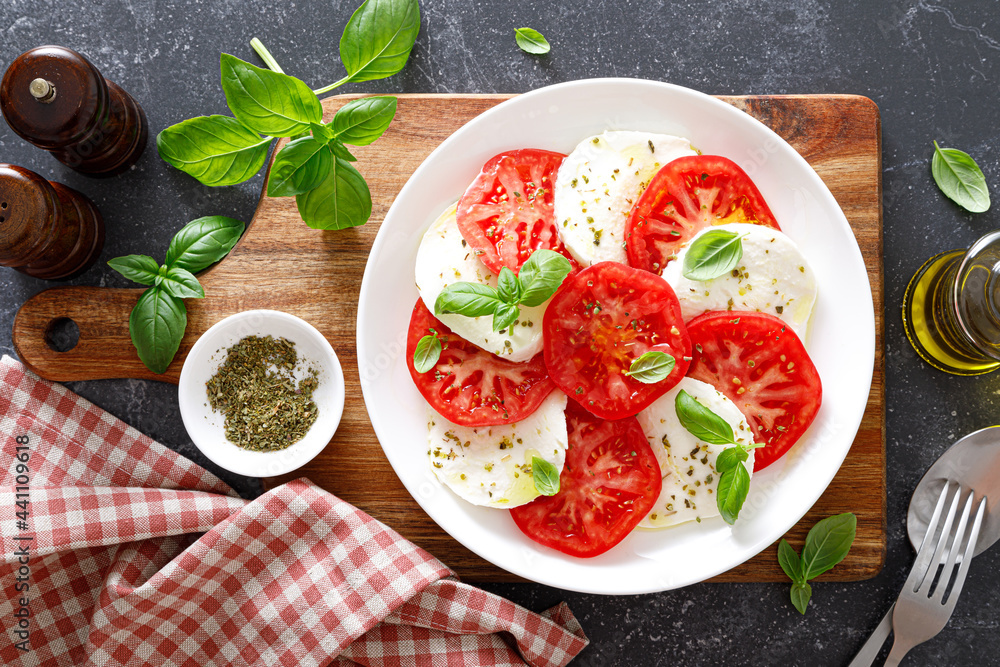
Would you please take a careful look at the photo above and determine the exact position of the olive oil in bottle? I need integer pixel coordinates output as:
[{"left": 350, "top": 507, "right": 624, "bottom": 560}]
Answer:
[{"left": 903, "top": 231, "right": 1000, "bottom": 375}]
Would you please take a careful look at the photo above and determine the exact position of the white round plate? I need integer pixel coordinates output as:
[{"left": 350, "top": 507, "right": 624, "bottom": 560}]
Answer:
[
  {"left": 179, "top": 309, "right": 345, "bottom": 478},
  {"left": 357, "top": 79, "right": 875, "bottom": 594}
]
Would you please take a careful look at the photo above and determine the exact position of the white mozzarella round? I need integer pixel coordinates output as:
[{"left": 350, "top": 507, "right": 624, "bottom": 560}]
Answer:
[
  {"left": 662, "top": 223, "right": 818, "bottom": 339},
  {"left": 553, "top": 131, "right": 697, "bottom": 266},
  {"left": 415, "top": 203, "right": 548, "bottom": 362},
  {"left": 636, "top": 377, "right": 755, "bottom": 529},
  {"left": 427, "top": 390, "right": 568, "bottom": 508}
]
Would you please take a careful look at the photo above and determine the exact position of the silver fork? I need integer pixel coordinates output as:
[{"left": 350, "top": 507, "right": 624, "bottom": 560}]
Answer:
[{"left": 884, "top": 480, "right": 987, "bottom": 666}]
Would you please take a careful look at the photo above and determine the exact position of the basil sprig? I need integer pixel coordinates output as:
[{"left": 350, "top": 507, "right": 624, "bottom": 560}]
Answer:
[
  {"left": 109, "top": 216, "right": 245, "bottom": 374},
  {"left": 931, "top": 141, "right": 990, "bottom": 213},
  {"left": 674, "top": 389, "right": 761, "bottom": 524},
  {"left": 515, "top": 28, "right": 551, "bottom": 55},
  {"left": 625, "top": 351, "right": 676, "bottom": 384},
  {"left": 778, "top": 513, "right": 858, "bottom": 614},
  {"left": 435, "top": 250, "right": 572, "bottom": 332},
  {"left": 531, "top": 456, "right": 560, "bottom": 496},
  {"left": 682, "top": 229, "right": 745, "bottom": 281},
  {"left": 156, "top": 0, "right": 419, "bottom": 231},
  {"left": 412, "top": 331, "right": 442, "bottom": 373}
]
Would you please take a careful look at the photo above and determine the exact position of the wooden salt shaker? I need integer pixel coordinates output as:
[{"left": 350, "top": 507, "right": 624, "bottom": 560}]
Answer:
[
  {"left": 0, "top": 164, "right": 104, "bottom": 280},
  {"left": 0, "top": 46, "right": 147, "bottom": 176}
]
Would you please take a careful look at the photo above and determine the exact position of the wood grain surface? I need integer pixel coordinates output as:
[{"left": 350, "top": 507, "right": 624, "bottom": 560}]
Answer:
[{"left": 12, "top": 93, "right": 884, "bottom": 582}]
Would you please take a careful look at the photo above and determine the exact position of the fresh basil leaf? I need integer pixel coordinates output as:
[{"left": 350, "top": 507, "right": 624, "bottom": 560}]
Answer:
[
  {"left": 517, "top": 249, "right": 573, "bottom": 307},
  {"left": 220, "top": 53, "right": 322, "bottom": 137},
  {"left": 531, "top": 456, "right": 560, "bottom": 496},
  {"left": 412, "top": 333, "right": 441, "bottom": 373},
  {"left": 435, "top": 283, "right": 501, "bottom": 318},
  {"left": 332, "top": 96, "right": 398, "bottom": 146},
  {"left": 158, "top": 266, "right": 205, "bottom": 300},
  {"left": 295, "top": 157, "right": 373, "bottom": 230},
  {"left": 801, "top": 512, "right": 857, "bottom": 580},
  {"left": 330, "top": 139, "right": 358, "bottom": 162},
  {"left": 675, "top": 389, "right": 736, "bottom": 445},
  {"left": 790, "top": 581, "right": 812, "bottom": 615},
  {"left": 108, "top": 255, "right": 160, "bottom": 286},
  {"left": 340, "top": 0, "right": 421, "bottom": 83},
  {"left": 716, "top": 463, "right": 750, "bottom": 525},
  {"left": 492, "top": 301, "right": 520, "bottom": 332},
  {"left": 129, "top": 287, "right": 187, "bottom": 375},
  {"left": 715, "top": 446, "right": 749, "bottom": 474},
  {"left": 624, "top": 351, "right": 676, "bottom": 384},
  {"left": 267, "top": 137, "right": 333, "bottom": 197},
  {"left": 932, "top": 141, "right": 990, "bottom": 213},
  {"left": 514, "top": 27, "right": 551, "bottom": 55},
  {"left": 165, "top": 216, "right": 245, "bottom": 272},
  {"left": 682, "top": 229, "right": 745, "bottom": 281},
  {"left": 156, "top": 115, "right": 271, "bottom": 186},
  {"left": 497, "top": 267, "right": 520, "bottom": 303},
  {"left": 777, "top": 539, "right": 803, "bottom": 583}
]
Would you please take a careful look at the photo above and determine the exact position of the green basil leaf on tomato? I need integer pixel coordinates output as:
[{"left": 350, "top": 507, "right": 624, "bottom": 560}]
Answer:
[
  {"left": 543, "top": 261, "right": 691, "bottom": 420},
  {"left": 625, "top": 351, "right": 676, "bottom": 384}
]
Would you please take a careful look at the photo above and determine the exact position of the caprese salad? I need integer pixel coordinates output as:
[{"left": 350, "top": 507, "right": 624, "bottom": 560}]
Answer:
[{"left": 406, "top": 130, "right": 822, "bottom": 558}]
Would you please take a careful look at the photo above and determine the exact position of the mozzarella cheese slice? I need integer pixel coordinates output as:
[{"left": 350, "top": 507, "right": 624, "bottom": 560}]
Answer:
[
  {"left": 554, "top": 131, "right": 697, "bottom": 266},
  {"left": 662, "top": 223, "right": 818, "bottom": 339},
  {"left": 636, "top": 377, "right": 755, "bottom": 529},
  {"left": 415, "top": 203, "right": 548, "bottom": 362},
  {"left": 427, "top": 390, "right": 568, "bottom": 508}
]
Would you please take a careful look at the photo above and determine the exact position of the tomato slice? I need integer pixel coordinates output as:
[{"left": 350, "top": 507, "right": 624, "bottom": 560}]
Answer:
[
  {"left": 625, "top": 155, "right": 781, "bottom": 274},
  {"left": 510, "top": 402, "right": 662, "bottom": 558},
  {"left": 543, "top": 261, "right": 691, "bottom": 420},
  {"left": 406, "top": 299, "right": 555, "bottom": 426},
  {"left": 457, "top": 149, "right": 577, "bottom": 274},
  {"left": 685, "top": 311, "right": 822, "bottom": 471}
]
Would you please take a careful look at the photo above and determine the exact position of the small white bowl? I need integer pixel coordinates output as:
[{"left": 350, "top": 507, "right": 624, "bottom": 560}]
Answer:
[{"left": 178, "top": 309, "right": 344, "bottom": 477}]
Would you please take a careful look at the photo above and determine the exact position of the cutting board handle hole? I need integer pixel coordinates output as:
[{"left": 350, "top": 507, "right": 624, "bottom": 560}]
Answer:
[{"left": 44, "top": 317, "right": 79, "bottom": 353}]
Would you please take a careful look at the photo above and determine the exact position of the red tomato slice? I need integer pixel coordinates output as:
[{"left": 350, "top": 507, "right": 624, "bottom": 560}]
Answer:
[
  {"left": 626, "top": 155, "right": 781, "bottom": 274},
  {"left": 685, "top": 311, "right": 822, "bottom": 471},
  {"left": 510, "top": 402, "right": 662, "bottom": 558},
  {"left": 457, "top": 149, "right": 577, "bottom": 274},
  {"left": 543, "top": 261, "right": 691, "bottom": 420},
  {"left": 406, "top": 299, "right": 555, "bottom": 426}
]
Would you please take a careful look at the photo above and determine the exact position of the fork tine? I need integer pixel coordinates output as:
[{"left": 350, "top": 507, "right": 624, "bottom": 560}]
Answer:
[
  {"left": 906, "top": 481, "right": 953, "bottom": 594},
  {"left": 915, "top": 484, "right": 963, "bottom": 595},
  {"left": 940, "top": 495, "right": 987, "bottom": 608},
  {"left": 930, "top": 490, "right": 975, "bottom": 605}
]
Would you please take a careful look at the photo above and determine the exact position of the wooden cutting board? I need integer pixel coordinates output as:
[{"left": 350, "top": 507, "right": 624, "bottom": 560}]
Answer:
[{"left": 12, "top": 93, "right": 884, "bottom": 583}]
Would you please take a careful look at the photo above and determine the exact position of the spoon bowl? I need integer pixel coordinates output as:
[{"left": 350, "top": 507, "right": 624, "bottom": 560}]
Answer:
[{"left": 907, "top": 425, "right": 1000, "bottom": 555}]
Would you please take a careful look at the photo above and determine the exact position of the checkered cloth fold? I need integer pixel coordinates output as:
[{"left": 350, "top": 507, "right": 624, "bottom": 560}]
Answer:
[{"left": 0, "top": 356, "right": 588, "bottom": 666}]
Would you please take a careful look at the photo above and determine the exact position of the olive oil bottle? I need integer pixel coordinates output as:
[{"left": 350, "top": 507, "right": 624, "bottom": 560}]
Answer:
[{"left": 903, "top": 231, "right": 1000, "bottom": 375}]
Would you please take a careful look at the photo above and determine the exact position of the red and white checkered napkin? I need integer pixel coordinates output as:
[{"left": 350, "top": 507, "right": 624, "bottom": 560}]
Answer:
[{"left": 0, "top": 356, "right": 588, "bottom": 667}]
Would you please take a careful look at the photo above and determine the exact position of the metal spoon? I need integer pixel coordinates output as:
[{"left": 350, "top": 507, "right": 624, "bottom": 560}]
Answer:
[{"left": 849, "top": 425, "right": 1000, "bottom": 666}]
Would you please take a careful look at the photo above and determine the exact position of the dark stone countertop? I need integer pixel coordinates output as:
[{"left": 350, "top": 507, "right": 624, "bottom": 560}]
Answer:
[{"left": 2, "top": 0, "right": 999, "bottom": 664}]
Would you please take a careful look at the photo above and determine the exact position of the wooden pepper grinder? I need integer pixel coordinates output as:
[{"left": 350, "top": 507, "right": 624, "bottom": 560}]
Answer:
[
  {"left": 0, "top": 164, "right": 104, "bottom": 280},
  {"left": 0, "top": 46, "right": 147, "bottom": 176}
]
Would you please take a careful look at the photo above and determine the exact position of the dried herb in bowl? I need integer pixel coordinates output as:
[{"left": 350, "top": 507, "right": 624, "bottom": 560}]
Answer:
[{"left": 206, "top": 335, "right": 319, "bottom": 452}]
